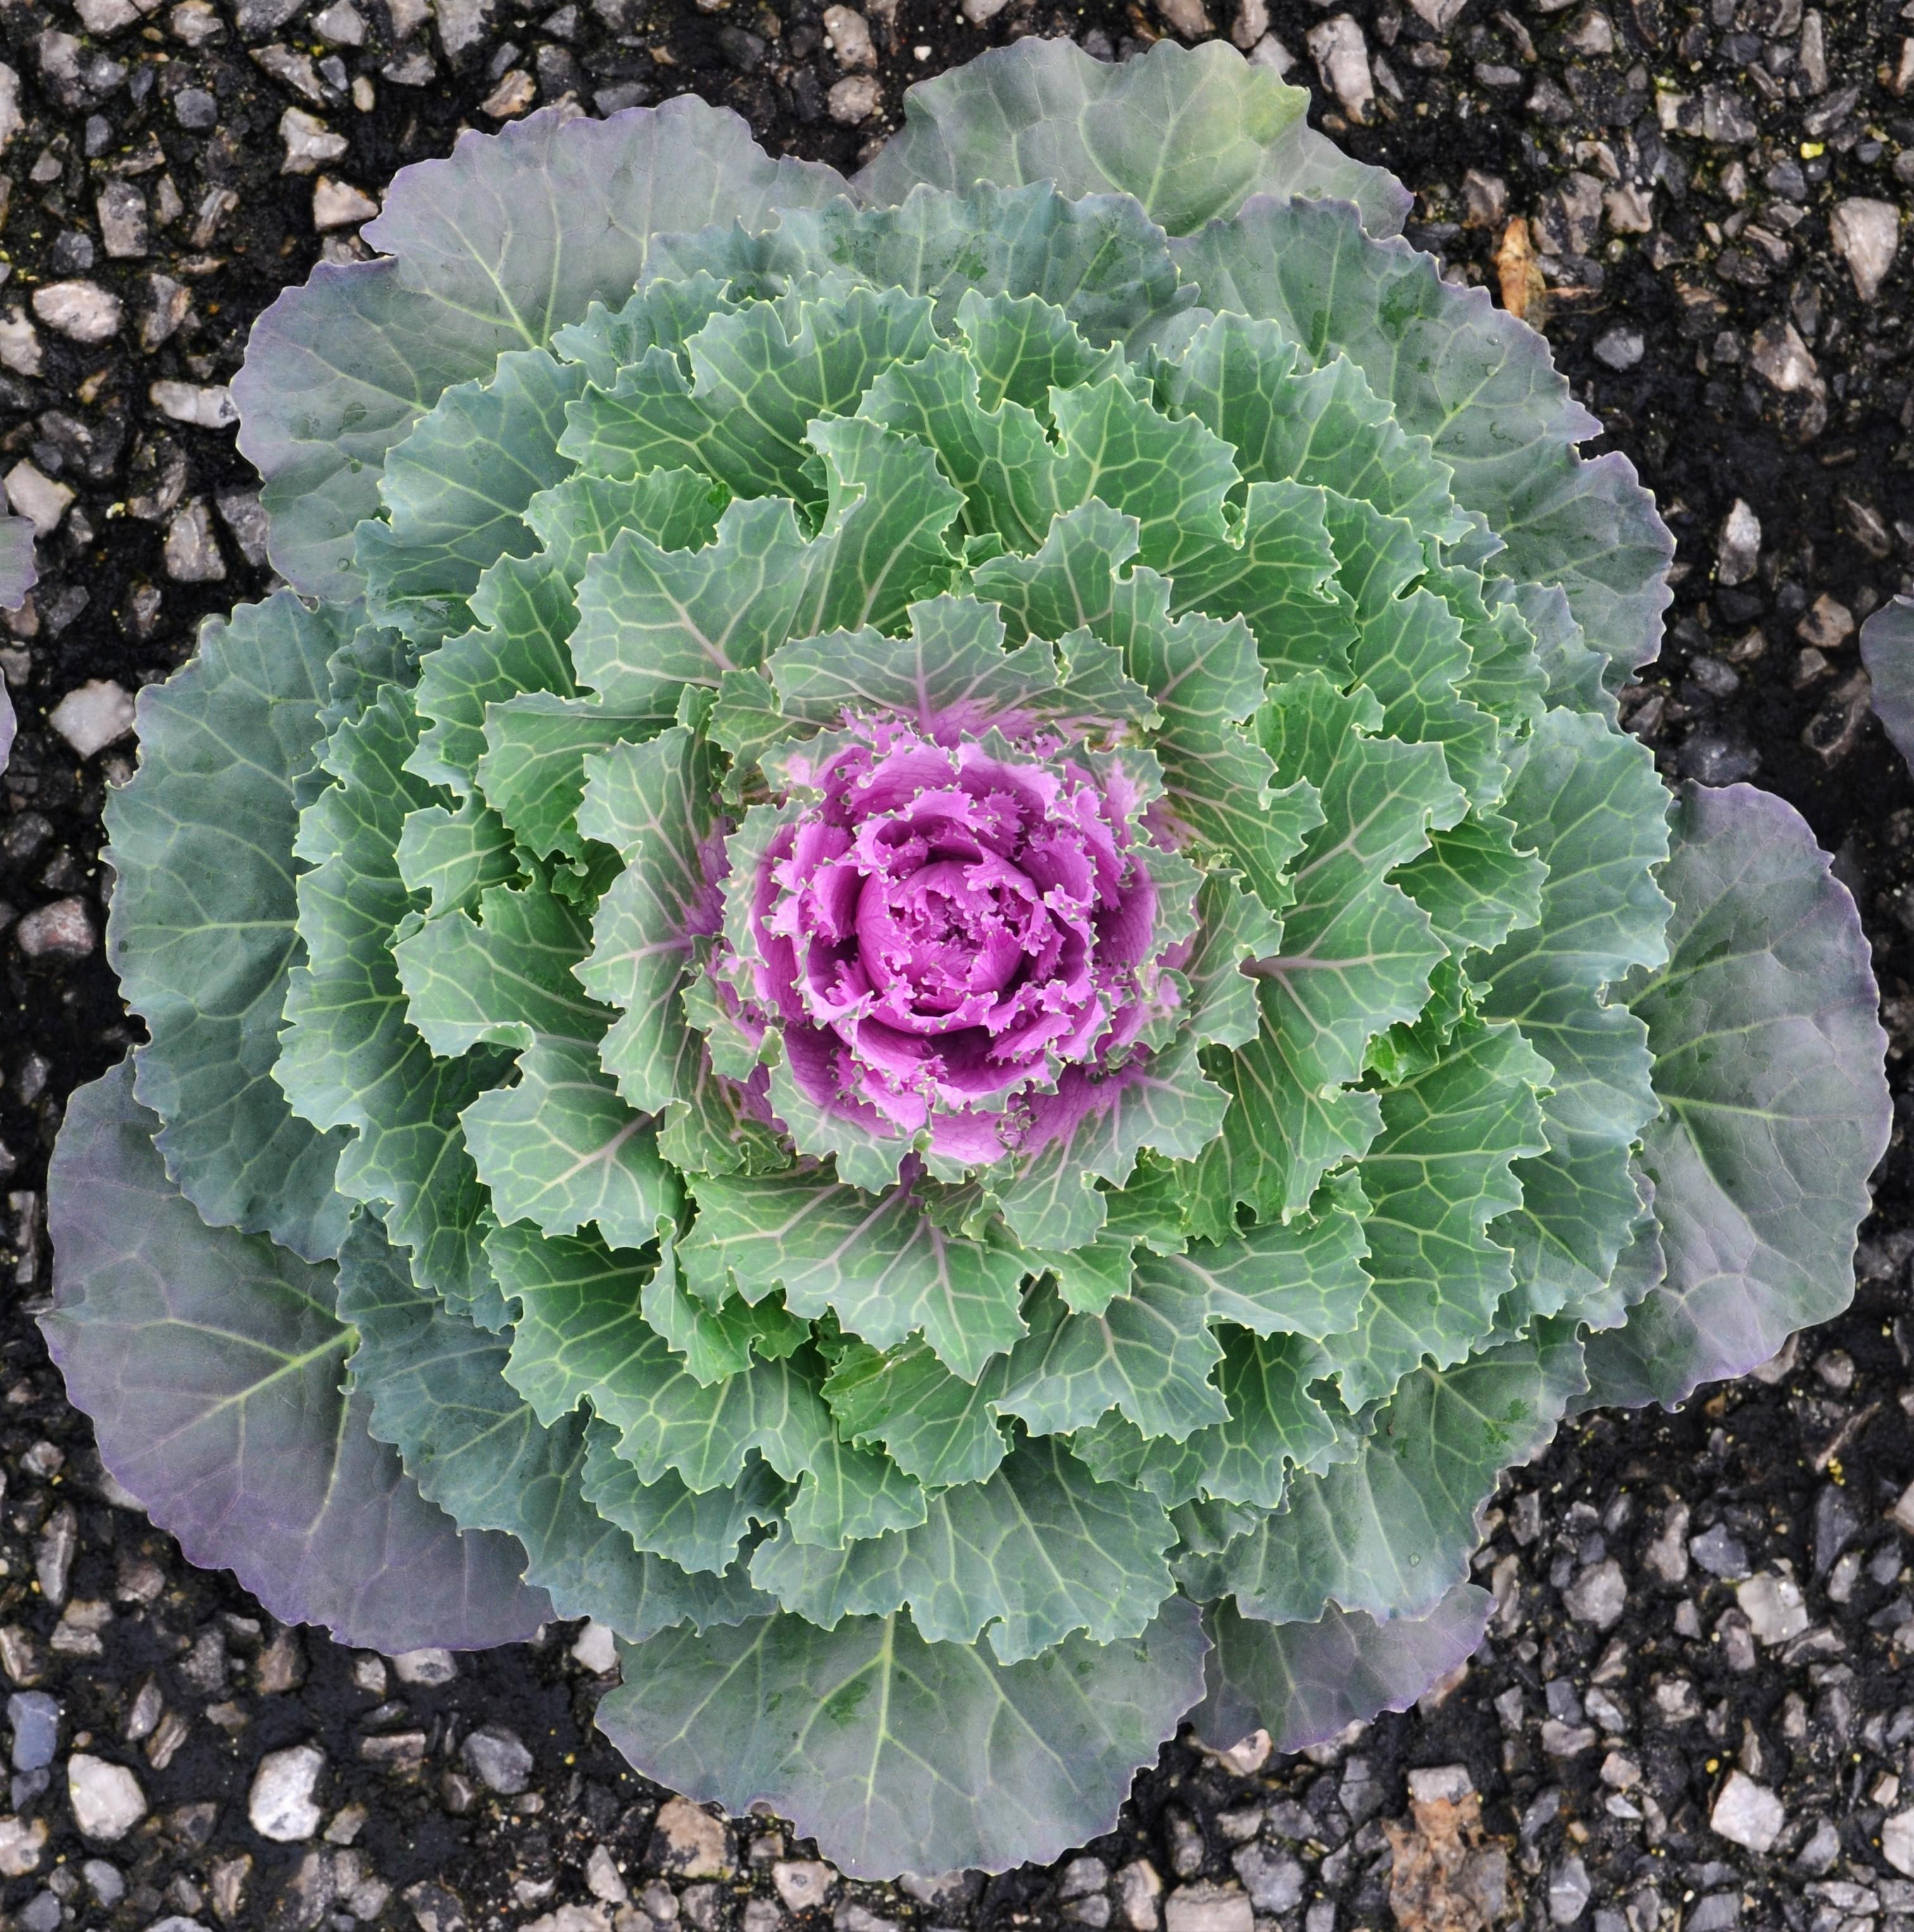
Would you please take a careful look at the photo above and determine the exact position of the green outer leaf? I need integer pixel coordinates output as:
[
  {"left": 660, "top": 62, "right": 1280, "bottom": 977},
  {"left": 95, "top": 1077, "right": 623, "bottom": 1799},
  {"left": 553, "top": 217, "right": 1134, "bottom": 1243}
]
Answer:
[
  {"left": 1133, "top": 1172, "right": 1371, "bottom": 1341},
  {"left": 595, "top": 1597, "right": 1209, "bottom": 1879},
  {"left": 823, "top": 1338, "right": 1013, "bottom": 1490},
  {"left": 356, "top": 347, "right": 587, "bottom": 637},
  {"left": 1049, "top": 380, "right": 1239, "bottom": 575},
  {"left": 1327, "top": 1020, "right": 1551, "bottom": 1410},
  {"left": 278, "top": 684, "right": 510, "bottom": 1316},
  {"left": 784, "top": 1434, "right": 928, "bottom": 1548},
  {"left": 568, "top": 421, "right": 962, "bottom": 720},
  {"left": 1171, "top": 198, "right": 1672, "bottom": 677},
  {"left": 1182, "top": 1320, "right": 1586, "bottom": 1624},
  {"left": 577, "top": 726, "right": 724, "bottom": 1115},
  {"left": 1179, "top": 980, "right": 1384, "bottom": 1239},
  {"left": 644, "top": 1241, "right": 806, "bottom": 1384},
  {"left": 1180, "top": 671, "right": 1459, "bottom": 1239},
  {"left": 463, "top": 1038, "right": 679, "bottom": 1252},
  {"left": 394, "top": 881, "right": 604, "bottom": 1058},
  {"left": 974, "top": 498, "right": 1137, "bottom": 647},
  {"left": 1073, "top": 1329, "right": 1342, "bottom": 1510},
  {"left": 495, "top": 1219, "right": 793, "bottom": 1418},
  {"left": 475, "top": 693, "right": 666, "bottom": 860},
  {"left": 106, "top": 591, "right": 354, "bottom": 1261},
  {"left": 339, "top": 1214, "right": 771, "bottom": 1640},
  {"left": 563, "top": 286, "right": 937, "bottom": 507},
  {"left": 523, "top": 466, "right": 729, "bottom": 586},
  {"left": 996, "top": 1033, "right": 1231, "bottom": 1252},
  {"left": 235, "top": 99, "right": 849, "bottom": 598},
  {"left": 770, "top": 595, "right": 1065, "bottom": 737},
  {"left": 395, "top": 794, "right": 518, "bottom": 917},
  {"left": 1253, "top": 672, "right": 1463, "bottom": 1093},
  {"left": 1164, "top": 317, "right": 1467, "bottom": 549},
  {"left": 1098, "top": 582, "right": 1322, "bottom": 918},
  {"left": 998, "top": 1274, "right": 1225, "bottom": 1442},
  {"left": 586, "top": 1337, "right": 833, "bottom": 1493},
  {"left": 682, "top": 1168, "right": 1028, "bottom": 1383},
  {"left": 570, "top": 496, "right": 811, "bottom": 718},
  {"left": 1192, "top": 1586, "right": 1491, "bottom": 1757},
  {"left": 582, "top": 1420, "right": 789, "bottom": 1576},
  {"left": 856, "top": 39, "right": 1408, "bottom": 240},
  {"left": 410, "top": 552, "right": 580, "bottom": 793},
  {"left": 500, "top": 1218, "right": 680, "bottom": 1413},
  {"left": 44, "top": 1063, "right": 549, "bottom": 1651},
  {"left": 750, "top": 1434, "right": 1175, "bottom": 1662},
  {"left": 1586, "top": 782, "right": 1889, "bottom": 1406},
  {"left": 1394, "top": 809, "right": 1545, "bottom": 962},
  {"left": 1165, "top": 481, "right": 1357, "bottom": 687},
  {"left": 665, "top": 182, "right": 1189, "bottom": 351},
  {"left": 551, "top": 272, "right": 740, "bottom": 391},
  {"left": 1481, "top": 708, "right": 1670, "bottom": 1327}
]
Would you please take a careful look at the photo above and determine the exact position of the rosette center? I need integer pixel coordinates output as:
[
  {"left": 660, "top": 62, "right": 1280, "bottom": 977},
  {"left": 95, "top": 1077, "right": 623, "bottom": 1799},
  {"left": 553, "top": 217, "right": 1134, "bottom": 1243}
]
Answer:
[{"left": 718, "top": 715, "right": 1183, "bottom": 1170}]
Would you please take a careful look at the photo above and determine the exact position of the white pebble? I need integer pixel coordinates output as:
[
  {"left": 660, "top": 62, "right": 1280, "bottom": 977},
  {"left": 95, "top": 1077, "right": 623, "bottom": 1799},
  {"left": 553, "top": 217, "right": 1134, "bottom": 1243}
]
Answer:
[
  {"left": 1163, "top": 1881, "right": 1254, "bottom": 1932},
  {"left": 1562, "top": 1557, "right": 1627, "bottom": 1629},
  {"left": 1710, "top": 1770, "right": 1785, "bottom": 1853},
  {"left": 585, "top": 1845, "right": 629, "bottom": 1903},
  {"left": 30, "top": 280, "right": 123, "bottom": 344},
  {"left": 280, "top": 106, "right": 349, "bottom": 175},
  {"left": 570, "top": 1619, "right": 618, "bottom": 1674},
  {"left": 96, "top": 181, "right": 149, "bottom": 259},
  {"left": 1736, "top": 1571, "right": 1809, "bottom": 1646},
  {"left": 0, "top": 62, "right": 23, "bottom": 155},
  {"left": 827, "top": 75, "right": 881, "bottom": 125},
  {"left": 248, "top": 1744, "right": 325, "bottom": 1841},
  {"left": 48, "top": 680, "right": 136, "bottom": 758},
  {"left": 16, "top": 898, "right": 97, "bottom": 960},
  {"left": 3, "top": 460, "right": 73, "bottom": 538},
  {"left": 164, "top": 499, "right": 227, "bottom": 582},
  {"left": 313, "top": 177, "right": 380, "bottom": 230},
  {"left": 312, "top": 0, "right": 367, "bottom": 42},
  {"left": 149, "top": 380, "right": 239, "bottom": 429},
  {"left": 76, "top": 0, "right": 147, "bottom": 30},
  {"left": 389, "top": 1647, "right": 458, "bottom": 1685},
  {"left": 1154, "top": 0, "right": 1213, "bottom": 36},
  {"left": 67, "top": 1753, "right": 147, "bottom": 1841},
  {"left": 0, "top": 307, "right": 41, "bottom": 378},
  {"left": 822, "top": 5, "right": 875, "bottom": 67},
  {"left": 1830, "top": 197, "right": 1901, "bottom": 303},
  {"left": 1715, "top": 498, "right": 1761, "bottom": 587},
  {"left": 1306, "top": 15, "right": 1373, "bottom": 122}
]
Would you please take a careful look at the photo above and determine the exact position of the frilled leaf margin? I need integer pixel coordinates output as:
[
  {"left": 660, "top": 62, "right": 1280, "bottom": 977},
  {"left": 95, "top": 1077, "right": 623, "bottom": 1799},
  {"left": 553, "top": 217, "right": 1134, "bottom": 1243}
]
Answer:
[{"left": 44, "top": 40, "right": 1889, "bottom": 1880}]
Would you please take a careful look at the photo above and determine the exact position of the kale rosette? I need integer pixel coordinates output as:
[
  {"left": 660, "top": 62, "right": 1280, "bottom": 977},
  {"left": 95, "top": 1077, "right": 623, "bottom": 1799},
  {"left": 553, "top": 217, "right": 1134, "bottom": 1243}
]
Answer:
[{"left": 44, "top": 42, "right": 1888, "bottom": 1876}]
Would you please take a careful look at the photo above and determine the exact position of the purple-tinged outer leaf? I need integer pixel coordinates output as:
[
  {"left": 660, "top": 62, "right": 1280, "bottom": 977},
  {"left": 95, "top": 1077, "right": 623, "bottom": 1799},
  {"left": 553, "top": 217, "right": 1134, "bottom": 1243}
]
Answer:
[
  {"left": 42, "top": 1061, "right": 549, "bottom": 1652},
  {"left": 1585, "top": 782, "right": 1889, "bottom": 1407},
  {"left": 234, "top": 101, "right": 850, "bottom": 599},
  {"left": 1190, "top": 1585, "right": 1492, "bottom": 1755},
  {"left": 0, "top": 684, "right": 12, "bottom": 784},
  {"left": 1861, "top": 596, "right": 1914, "bottom": 772}
]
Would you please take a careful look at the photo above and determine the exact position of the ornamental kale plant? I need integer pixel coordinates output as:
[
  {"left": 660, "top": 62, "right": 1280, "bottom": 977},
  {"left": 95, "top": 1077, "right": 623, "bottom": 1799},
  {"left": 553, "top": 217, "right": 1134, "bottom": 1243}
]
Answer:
[{"left": 44, "top": 42, "right": 1891, "bottom": 1876}]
